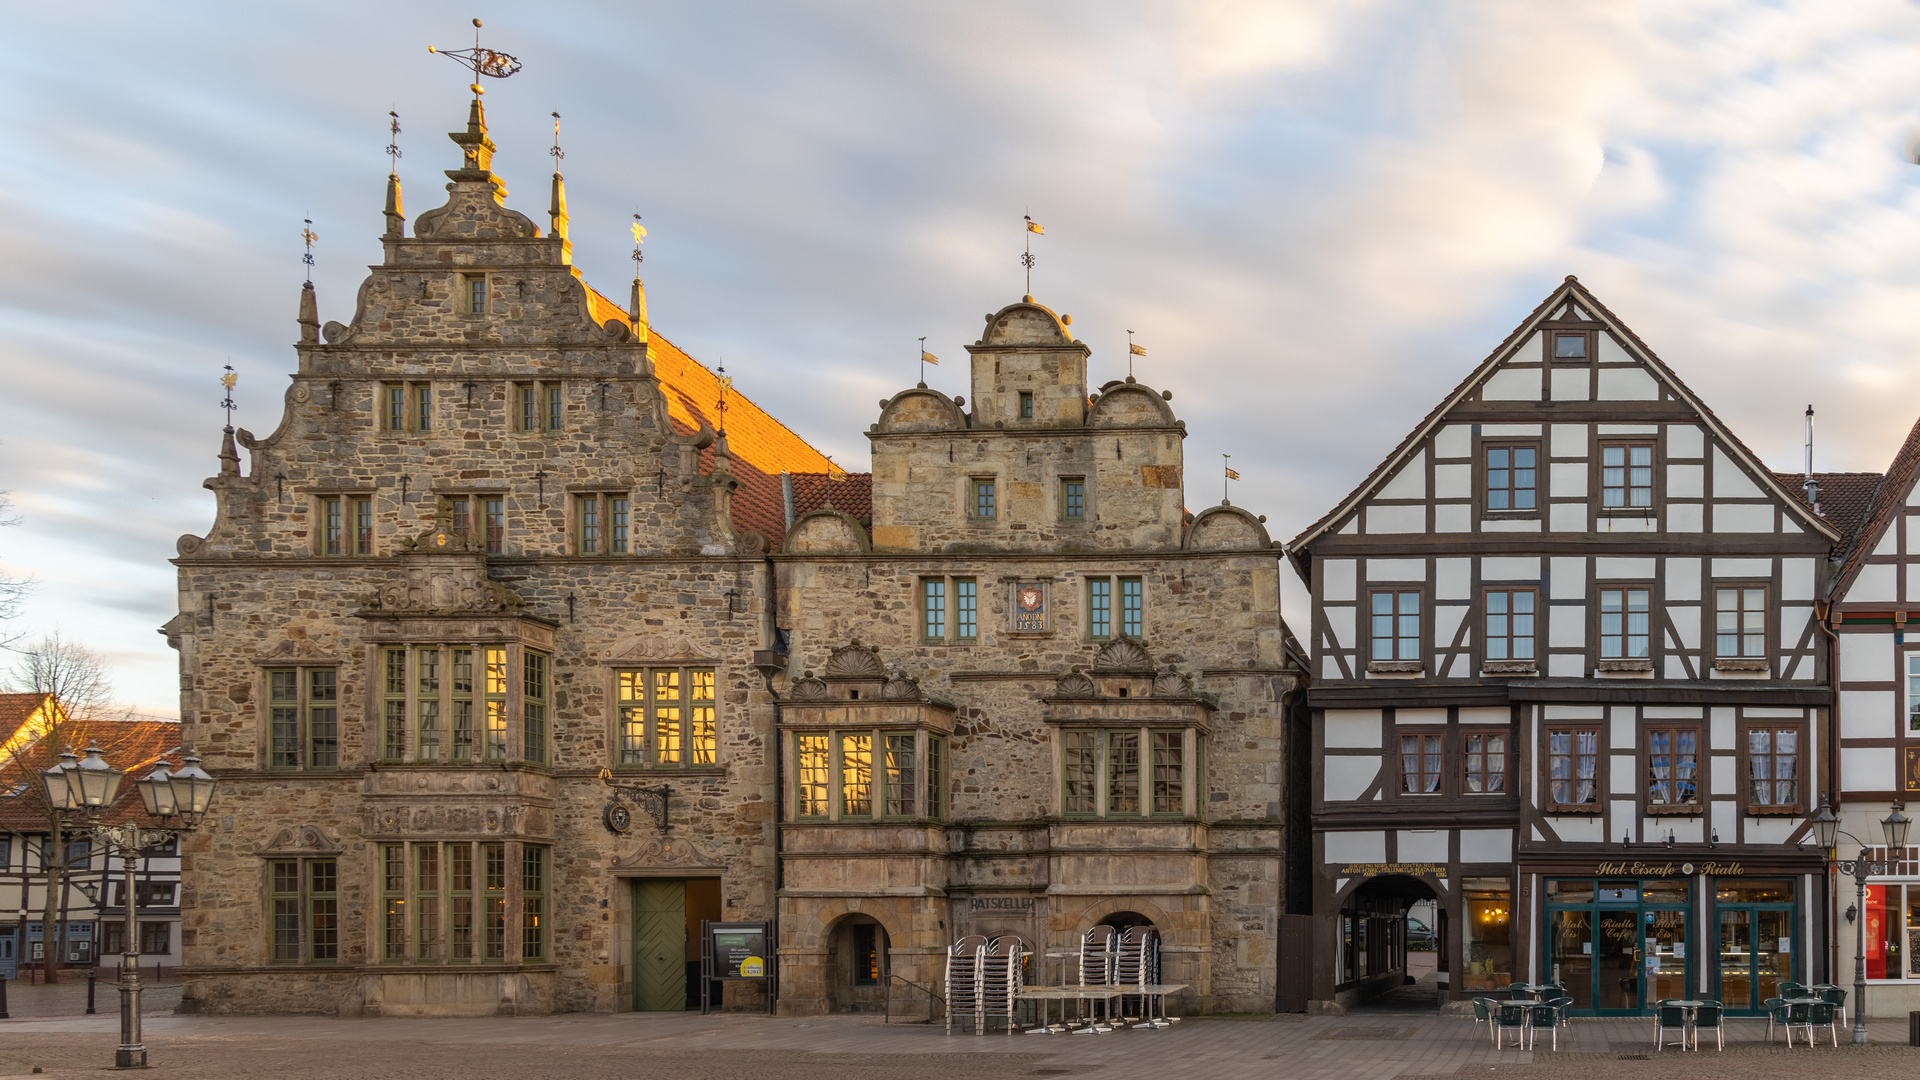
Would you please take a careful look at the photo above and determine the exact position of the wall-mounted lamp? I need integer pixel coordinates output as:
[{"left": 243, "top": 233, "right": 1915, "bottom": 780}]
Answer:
[
  {"left": 1666, "top": 830, "right": 1675, "bottom": 849},
  {"left": 1710, "top": 829, "right": 1719, "bottom": 848},
  {"left": 1846, "top": 904, "right": 1858, "bottom": 924}
]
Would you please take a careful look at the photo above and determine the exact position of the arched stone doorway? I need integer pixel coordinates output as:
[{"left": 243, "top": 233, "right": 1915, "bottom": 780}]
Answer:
[
  {"left": 1336, "top": 874, "right": 1443, "bottom": 1012},
  {"left": 826, "top": 915, "right": 889, "bottom": 1013}
]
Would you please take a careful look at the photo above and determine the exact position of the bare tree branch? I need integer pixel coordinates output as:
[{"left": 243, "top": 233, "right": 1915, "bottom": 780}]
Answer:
[{"left": 0, "top": 489, "right": 32, "bottom": 647}]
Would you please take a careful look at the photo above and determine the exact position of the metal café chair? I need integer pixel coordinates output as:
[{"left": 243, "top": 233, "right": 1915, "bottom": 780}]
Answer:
[
  {"left": 1655, "top": 1002, "right": 1690, "bottom": 1051},
  {"left": 1690, "top": 1002, "right": 1724, "bottom": 1051},
  {"left": 1804, "top": 1000, "right": 1838, "bottom": 1047},
  {"left": 1527, "top": 999, "right": 1567, "bottom": 1051},
  {"left": 1493, "top": 1002, "right": 1530, "bottom": 1049},
  {"left": 1763, "top": 997, "right": 1789, "bottom": 1044},
  {"left": 1506, "top": 982, "right": 1535, "bottom": 1002},
  {"left": 1812, "top": 984, "right": 1847, "bottom": 1027},
  {"left": 945, "top": 935, "right": 988, "bottom": 1036},
  {"left": 1471, "top": 998, "right": 1497, "bottom": 1045}
]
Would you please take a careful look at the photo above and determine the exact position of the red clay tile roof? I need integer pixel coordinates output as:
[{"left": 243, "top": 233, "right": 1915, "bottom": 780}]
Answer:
[
  {"left": 582, "top": 285, "right": 841, "bottom": 545},
  {"left": 1286, "top": 278, "right": 1842, "bottom": 576},
  {"left": 1830, "top": 413, "right": 1920, "bottom": 599},
  {"left": 1772, "top": 471, "right": 1883, "bottom": 555},
  {"left": 789, "top": 472, "right": 873, "bottom": 522},
  {"left": 0, "top": 719, "right": 183, "bottom": 831},
  {"left": 0, "top": 694, "right": 51, "bottom": 747}
]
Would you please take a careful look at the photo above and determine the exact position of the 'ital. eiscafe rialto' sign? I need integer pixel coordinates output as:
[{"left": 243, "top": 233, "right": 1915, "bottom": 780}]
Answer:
[{"left": 1595, "top": 861, "right": 1744, "bottom": 876}]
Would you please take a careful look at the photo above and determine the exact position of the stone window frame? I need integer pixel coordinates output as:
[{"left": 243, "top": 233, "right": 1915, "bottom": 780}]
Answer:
[
  {"left": 267, "top": 857, "right": 337, "bottom": 965},
  {"left": 1084, "top": 575, "right": 1145, "bottom": 642},
  {"left": 440, "top": 492, "right": 509, "bottom": 555},
  {"left": 262, "top": 664, "right": 341, "bottom": 771},
  {"left": 968, "top": 475, "right": 998, "bottom": 522},
  {"left": 369, "top": 644, "right": 545, "bottom": 766},
  {"left": 367, "top": 840, "right": 547, "bottom": 966},
  {"left": 462, "top": 272, "right": 489, "bottom": 316},
  {"left": 513, "top": 381, "right": 564, "bottom": 434},
  {"left": 380, "top": 381, "right": 433, "bottom": 433},
  {"left": 787, "top": 727, "right": 942, "bottom": 823},
  {"left": 917, "top": 575, "right": 978, "bottom": 644},
  {"left": 1058, "top": 726, "right": 1195, "bottom": 819},
  {"left": 611, "top": 665, "right": 718, "bottom": 769},
  {"left": 570, "top": 491, "right": 632, "bottom": 555},
  {"left": 1017, "top": 391, "right": 1034, "bottom": 420},
  {"left": 1059, "top": 476, "right": 1089, "bottom": 523},
  {"left": 313, "top": 493, "right": 375, "bottom": 557}
]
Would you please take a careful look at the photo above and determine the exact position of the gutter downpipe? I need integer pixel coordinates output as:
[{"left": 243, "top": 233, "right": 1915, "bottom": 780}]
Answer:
[{"left": 753, "top": 551, "right": 790, "bottom": 1013}]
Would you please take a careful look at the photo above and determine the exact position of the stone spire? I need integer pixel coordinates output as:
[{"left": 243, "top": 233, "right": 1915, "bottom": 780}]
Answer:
[
  {"left": 629, "top": 276, "right": 649, "bottom": 343},
  {"left": 218, "top": 426, "right": 240, "bottom": 477},
  {"left": 548, "top": 171, "right": 569, "bottom": 239},
  {"left": 445, "top": 97, "right": 504, "bottom": 199},
  {"left": 298, "top": 281, "right": 319, "bottom": 344},
  {"left": 384, "top": 172, "right": 406, "bottom": 240}
]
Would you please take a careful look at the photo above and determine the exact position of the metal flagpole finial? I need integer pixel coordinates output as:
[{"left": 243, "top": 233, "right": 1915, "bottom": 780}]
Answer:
[
  {"left": 428, "top": 18, "right": 522, "bottom": 97},
  {"left": 301, "top": 218, "right": 317, "bottom": 283},
  {"left": 1022, "top": 213, "right": 1043, "bottom": 298},
  {"left": 1223, "top": 454, "right": 1240, "bottom": 505},
  {"left": 385, "top": 110, "right": 403, "bottom": 174},
  {"left": 1127, "top": 330, "right": 1146, "bottom": 379},
  {"left": 550, "top": 111, "right": 564, "bottom": 166},
  {"left": 220, "top": 364, "right": 238, "bottom": 434},
  {"left": 631, "top": 213, "right": 647, "bottom": 271}
]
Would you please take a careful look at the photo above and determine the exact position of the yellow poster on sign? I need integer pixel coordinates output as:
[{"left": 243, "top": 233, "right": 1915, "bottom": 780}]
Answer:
[{"left": 740, "top": 956, "right": 764, "bottom": 978}]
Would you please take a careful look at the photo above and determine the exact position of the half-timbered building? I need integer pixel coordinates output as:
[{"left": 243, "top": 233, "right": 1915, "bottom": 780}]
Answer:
[{"left": 1288, "top": 277, "right": 1838, "bottom": 1016}]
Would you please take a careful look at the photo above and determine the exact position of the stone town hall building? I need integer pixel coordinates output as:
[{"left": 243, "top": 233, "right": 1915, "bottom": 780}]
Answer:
[{"left": 163, "top": 97, "right": 1305, "bottom": 1016}]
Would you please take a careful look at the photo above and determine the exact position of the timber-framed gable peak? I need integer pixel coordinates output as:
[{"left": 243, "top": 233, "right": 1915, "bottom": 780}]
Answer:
[{"left": 1287, "top": 276, "right": 1841, "bottom": 574}]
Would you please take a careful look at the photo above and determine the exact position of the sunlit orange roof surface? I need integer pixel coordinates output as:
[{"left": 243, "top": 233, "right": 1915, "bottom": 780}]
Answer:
[{"left": 0, "top": 718, "right": 182, "bottom": 831}]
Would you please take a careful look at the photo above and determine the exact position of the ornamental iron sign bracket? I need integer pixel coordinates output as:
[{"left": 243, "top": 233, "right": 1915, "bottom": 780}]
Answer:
[{"left": 599, "top": 768, "right": 670, "bottom": 834}]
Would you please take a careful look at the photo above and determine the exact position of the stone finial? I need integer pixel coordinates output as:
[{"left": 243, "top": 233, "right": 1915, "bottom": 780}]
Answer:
[
  {"left": 629, "top": 277, "right": 649, "bottom": 341},
  {"left": 383, "top": 173, "right": 406, "bottom": 240},
  {"left": 298, "top": 281, "right": 319, "bottom": 344},
  {"left": 548, "top": 170, "right": 569, "bottom": 240},
  {"left": 217, "top": 426, "right": 240, "bottom": 478}
]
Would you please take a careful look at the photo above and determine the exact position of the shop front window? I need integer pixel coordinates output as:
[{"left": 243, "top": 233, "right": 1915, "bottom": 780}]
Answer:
[
  {"left": 1714, "top": 878, "right": 1795, "bottom": 1013},
  {"left": 1462, "top": 877, "right": 1512, "bottom": 994},
  {"left": 1545, "top": 877, "right": 1692, "bottom": 1015},
  {"left": 1867, "top": 884, "right": 1901, "bottom": 980}
]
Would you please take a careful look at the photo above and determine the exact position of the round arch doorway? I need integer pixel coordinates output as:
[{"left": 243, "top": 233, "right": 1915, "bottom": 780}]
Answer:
[
  {"left": 1340, "top": 875, "right": 1445, "bottom": 1012},
  {"left": 826, "top": 914, "right": 889, "bottom": 1013}
]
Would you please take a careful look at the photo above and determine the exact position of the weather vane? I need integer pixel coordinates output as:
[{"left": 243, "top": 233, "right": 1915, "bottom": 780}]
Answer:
[
  {"left": 918, "top": 336, "right": 939, "bottom": 388},
  {"left": 631, "top": 213, "right": 647, "bottom": 272},
  {"left": 1126, "top": 330, "right": 1146, "bottom": 379},
  {"left": 715, "top": 360, "right": 732, "bottom": 433},
  {"left": 428, "top": 19, "right": 522, "bottom": 96},
  {"left": 385, "top": 110, "right": 402, "bottom": 174},
  {"left": 220, "top": 365, "right": 238, "bottom": 435},
  {"left": 301, "top": 218, "right": 316, "bottom": 282},
  {"left": 550, "top": 111, "right": 564, "bottom": 165},
  {"left": 1224, "top": 454, "right": 1240, "bottom": 504},
  {"left": 1022, "top": 213, "right": 1043, "bottom": 297}
]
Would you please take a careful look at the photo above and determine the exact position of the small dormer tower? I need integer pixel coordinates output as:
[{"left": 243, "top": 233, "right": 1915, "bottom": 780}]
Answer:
[{"left": 967, "top": 295, "right": 1089, "bottom": 428}]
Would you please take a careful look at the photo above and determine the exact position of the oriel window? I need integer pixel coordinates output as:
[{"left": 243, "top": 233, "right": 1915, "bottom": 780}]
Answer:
[
  {"left": 1601, "top": 443, "right": 1654, "bottom": 508},
  {"left": 795, "top": 734, "right": 830, "bottom": 819},
  {"left": 484, "top": 648, "right": 509, "bottom": 761},
  {"left": 522, "top": 650, "right": 548, "bottom": 765},
  {"left": 1060, "top": 728, "right": 1190, "bottom": 819}
]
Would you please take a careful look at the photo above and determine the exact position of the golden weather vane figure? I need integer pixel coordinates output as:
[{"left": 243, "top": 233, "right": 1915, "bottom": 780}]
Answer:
[{"left": 429, "top": 18, "right": 523, "bottom": 96}]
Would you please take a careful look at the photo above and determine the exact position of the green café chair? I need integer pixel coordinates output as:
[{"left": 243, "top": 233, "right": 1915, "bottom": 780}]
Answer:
[
  {"left": 1779, "top": 981, "right": 1808, "bottom": 999},
  {"left": 1763, "top": 997, "right": 1789, "bottom": 1044},
  {"left": 1813, "top": 985, "right": 1847, "bottom": 1027},
  {"left": 1471, "top": 997, "right": 1496, "bottom": 1044},
  {"left": 1806, "top": 1000, "right": 1838, "bottom": 1047},
  {"left": 1528, "top": 1000, "right": 1567, "bottom": 1051},
  {"left": 1493, "top": 1002, "right": 1530, "bottom": 1049},
  {"left": 1507, "top": 982, "right": 1535, "bottom": 1002},
  {"left": 1655, "top": 1003, "right": 1690, "bottom": 1051},
  {"left": 1691, "top": 1002, "right": 1723, "bottom": 1051}
]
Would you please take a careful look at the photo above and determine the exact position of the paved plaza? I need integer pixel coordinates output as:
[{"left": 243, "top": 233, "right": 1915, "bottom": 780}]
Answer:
[{"left": 0, "top": 1000, "right": 1917, "bottom": 1080}]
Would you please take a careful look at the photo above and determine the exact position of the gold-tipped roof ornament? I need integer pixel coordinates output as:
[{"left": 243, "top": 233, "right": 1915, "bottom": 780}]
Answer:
[{"left": 429, "top": 19, "right": 522, "bottom": 95}]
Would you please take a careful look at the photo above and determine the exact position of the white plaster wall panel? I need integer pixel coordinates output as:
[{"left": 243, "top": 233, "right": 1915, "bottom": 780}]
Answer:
[
  {"left": 1712, "top": 755, "right": 1735, "bottom": 795},
  {"left": 1440, "top": 654, "right": 1461, "bottom": 678},
  {"left": 1780, "top": 517, "right": 1801, "bottom": 534},
  {"left": 1550, "top": 606, "right": 1585, "bottom": 648},
  {"left": 1324, "top": 559, "right": 1356, "bottom": 601},
  {"left": 1668, "top": 504, "right": 1704, "bottom": 532},
  {"left": 1323, "top": 830, "right": 1387, "bottom": 864},
  {"left": 1321, "top": 655, "right": 1343, "bottom": 680},
  {"left": 1506, "top": 333, "right": 1544, "bottom": 367},
  {"left": 1550, "top": 504, "right": 1587, "bottom": 533},
  {"left": 1434, "top": 463, "right": 1470, "bottom": 499},
  {"left": 1663, "top": 657, "right": 1688, "bottom": 680},
  {"left": 1712, "top": 448, "right": 1764, "bottom": 498},
  {"left": 1598, "top": 425, "right": 1658, "bottom": 435},
  {"left": 1459, "top": 829, "right": 1513, "bottom": 864},
  {"left": 1326, "top": 606, "right": 1355, "bottom": 651},
  {"left": 1596, "top": 558, "right": 1656, "bottom": 579},
  {"left": 1459, "top": 707, "right": 1510, "bottom": 725},
  {"left": 1906, "top": 572, "right": 1920, "bottom": 604},
  {"left": 1548, "top": 655, "right": 1585, "bottom": 677},
  {"left": 1550, "top": 558, "right": 1586, "bottom": 600},
  {"left": 1396, "top": 708, "right": 1448, "bottom": 725},
  {"left": 1841, "top": 747, "right": 1894, "bottom": 792},
  {"left": 1909, "top": 483, "right": 1920, "bottom": 507},
  {"left": 1397, "top": 830, "right": 1448, "bottom": 863},
  {"left": 1712, "top": 504, "right": 1774, "bottom": 532},
  {"left": 1435, "top": 605, "right": 1466, "bottom": 651},
  {"left": 1741, "top": 708, "right": 1806, "bottom": 718},
  {"left": 1434, "top": 504, "right": 1470, "bottom": 533},
  {"left": 1711, "top": 707, "right": 1734, "bottom": 748},
  {"left": 1482, "top": 367, "right": 1541, "bottom": 401},
  {"left": 1652, "top": 818, "right": 1703, "bottom": 843},
  {"left": 1600, "top": 516, "right": 1656, "bottom": 533},
  {"left": 1483, "top": 425, "right": 1543, "bottom": 436},
  {"left": 1609, "top": 755, "right": 1636, "bottom": 794},
  {"left": 1778, "top": 605, "right": 1809, "bottom": 651},
  {"left": 1841, "top": 631, "right": 1894, "bottom": 682},
  {"left": 1643, "top": 707, "right": 1702, "bottom": 719},
  {"left": 1599, "top": 333, "right": 1634, "bottom": 366},
  {"left": 1612, "top": 801, "right": 1637, "bottom": 835},
  {"left": 1781, "top": 559, "right": 1815, "bottom": 602},
  {"left": 1339, "top": 517, "right": 1358, "bottom": 534},
  {"left": 1569, "top": 303, "right": 1592, "bottom": 321},
  {"left": 1711, "top": 558, "right": 1771, "bottom": 578},
  {"left": 1368, "top": 559, "right": 1426, "bottom": 581},
  {"left": 1552, "top": 424, "right": 1587, "bottom": 458},
  {"left": 1550, "top": 369, "right": 1590, "bottom": 401},
  {"left": 1667, "top": 464, "right": 1704, "bottom": 498},
  {"left": 1875, "top": 526, "right": 1898, "bottom": 557},
  {"left": 1911, "top": 515, "right": 1920, "bottom": 549},
  {"left": 1366, "top": 505, "right": 1426, "bottom": 533},
  {"left": 1483, "top": 519, "right": 1542, "bottom": 532},
  {"left": 1848, "top": 563, "right": 1897, "bottom": 602},
  {"left": 1712, "top": 801, "right": 1736, "bottom": 845},
  {"left": 1323, "top": 758, "right": 1379, "bottom": 802},
  {"left": 1666, "top": 558, "right": 1701, "bottom": 602},
  {"left": 1433, "top": 424, "right": 1470, "bottom": 459},
  {"left": 1611, "top": 707, "right": 1636, "bottom": 748},
  {"left": 1554, "top": 816, "right": 1605, "bottom": 843},
  {"left": 1482, "top": 557, "right": 1541, "bottom": 581},
  {"left": 1597, "top": 366, "right": 1660, "bottom": 400},
  {"left": 1324, "top": 710, "right": 1384, "bottom": 747},
  {"left": 1745, "top": 818, "right": 1797, "bottom": 845},
  {"left": 1839, "top": 690, "right": 1894, "bottom": 739},
  {"left": 1667, "top": 425, "right": 1704, "bottom": 458},
  {"left": 1378, "top": 450, "right": 1426, "bottom": 500},
  {"left": 1544, "top": 706, "right": 1605, "bottom": 720},
  {"left": 1667, "top": 605, "right": 1699, "bottom": 650},
  {"left": 1550, "top": 463, "right": 1587, "bottom": 498},
  {"left": 1435, "top": 559, "right": 1471, "bottom": 599}
]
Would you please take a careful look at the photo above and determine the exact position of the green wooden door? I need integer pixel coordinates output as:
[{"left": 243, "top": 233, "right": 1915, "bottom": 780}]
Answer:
[{"left": 634, "top": 880, "right": 687, "bottom": 1011}]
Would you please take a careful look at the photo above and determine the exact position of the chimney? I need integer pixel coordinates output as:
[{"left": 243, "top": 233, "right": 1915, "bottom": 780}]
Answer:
[{"left": 1803, "top": 404, "right": 1822, "bottom": 516}]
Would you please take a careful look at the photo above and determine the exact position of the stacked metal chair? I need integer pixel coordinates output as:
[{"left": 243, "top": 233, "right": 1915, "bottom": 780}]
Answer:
[
  {"left": 1074, "top": 925, "right": 1118, "bottom": 1033},
  {"left": 1114, "top": 925, "right": 1163, "bottom": 1025},
  {"left": 979, "top": 936, "right": 1027, "bottom": 1034},
  {"left": 944, "top": 935, "right": 987, "bottom": 1035}
]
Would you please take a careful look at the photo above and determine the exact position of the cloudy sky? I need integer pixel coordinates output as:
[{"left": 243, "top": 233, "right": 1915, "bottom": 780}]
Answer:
[{"left": 5, "top": 1, "right": 1920, "bottom": 714}]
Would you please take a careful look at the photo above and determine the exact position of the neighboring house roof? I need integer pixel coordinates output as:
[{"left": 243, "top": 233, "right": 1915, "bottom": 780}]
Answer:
[
  {"left": 0, "top": 694, "right": 57, "bottom": 756},
  {"left": 1772, "top": 471, "right": 1883, "bottom": 557},
  {"left": 1286, "top": 277, "right": 1843, "bottom": 573},
  {"left": 584, "top": 284, "right": 842, "bottom": 543},
  {"left": 0, "top": 719, "right": 183, "bottom": 832},
  {"left": 788, "top": 472, "right": 873, "bottom": 522},
  {"left": 1828, "top": 413, "right": 1920, "bottom": 601}
]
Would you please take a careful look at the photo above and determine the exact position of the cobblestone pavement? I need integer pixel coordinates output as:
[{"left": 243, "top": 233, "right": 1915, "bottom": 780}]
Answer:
[{"left": 0, "top": 1008, "right": 1913, "bottom": 1079}]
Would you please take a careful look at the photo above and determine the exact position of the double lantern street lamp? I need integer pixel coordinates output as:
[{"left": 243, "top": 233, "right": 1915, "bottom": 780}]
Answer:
[
  {"left": 39, "top": 744, "right": 218, "bottom": 1070},
  {"left": 1810, "top": 799, "right": 1912, "bottom": 1046}
]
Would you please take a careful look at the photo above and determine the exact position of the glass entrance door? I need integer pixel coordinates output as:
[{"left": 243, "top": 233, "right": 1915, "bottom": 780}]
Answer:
[
  {"left": 1544, "top": 878, "right": 1692, "bottom": 1015},
  {"left": 1712, "top": 879, "right": 1795, "bottom": 1015},
  {"left": 1595, "top": 910, "right": 1641, "bottom": 1011}
]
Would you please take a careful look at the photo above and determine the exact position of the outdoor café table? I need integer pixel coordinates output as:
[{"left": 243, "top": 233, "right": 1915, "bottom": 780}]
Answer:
[
  {"left": 1132, "top": 983, "right": 1189, "bottom": 1028},
  {"left": 1017, "top": 987, "right": 1127, "bottom": 1035}
]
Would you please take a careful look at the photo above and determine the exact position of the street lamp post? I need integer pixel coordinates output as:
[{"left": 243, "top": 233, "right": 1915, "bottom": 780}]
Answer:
[
  {"left": 38, "top": 744, "right": 218, "bottom": 1070},
  {"left": 1810, "top": 799, "right": 1911, "bottom": 1045}
]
